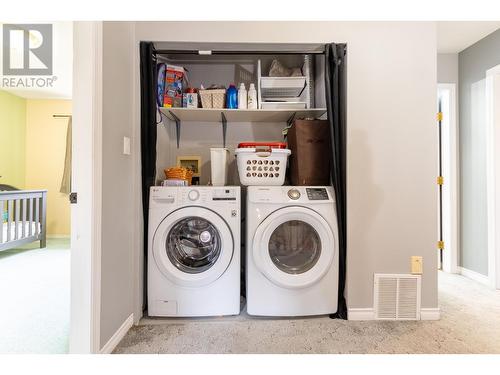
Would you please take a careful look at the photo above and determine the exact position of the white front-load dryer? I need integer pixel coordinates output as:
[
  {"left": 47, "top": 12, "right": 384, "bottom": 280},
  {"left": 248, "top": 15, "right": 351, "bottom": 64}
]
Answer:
[
  {"left": 148, "top": 186, "right": 240, "bottom": 317},
  {"left": 246, "top": 186, "right": 338, "bottom": 316}
]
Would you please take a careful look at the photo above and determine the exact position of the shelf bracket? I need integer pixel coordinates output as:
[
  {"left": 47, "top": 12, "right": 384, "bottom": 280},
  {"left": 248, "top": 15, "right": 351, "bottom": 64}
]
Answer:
[
  {"left": 169, "top": 110, "right": 181, "bottom": 148},
  {"left": 221, "top": 112, "right": 227, "bottom": 148}
]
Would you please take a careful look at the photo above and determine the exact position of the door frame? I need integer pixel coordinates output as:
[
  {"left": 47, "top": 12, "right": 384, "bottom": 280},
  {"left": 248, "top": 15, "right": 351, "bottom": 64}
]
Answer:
[
  {"left": 486, "top": 65, "right": 500, "bottom": 289},
  {"left": 69, "top": 21, "right": 102, "bottom": 353},
  {"left": 437, "top": 83, "right": 459, "bottom": 274}
]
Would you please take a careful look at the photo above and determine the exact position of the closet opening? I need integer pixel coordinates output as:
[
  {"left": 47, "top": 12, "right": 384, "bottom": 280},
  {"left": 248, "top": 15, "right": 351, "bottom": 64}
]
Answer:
[{"left": 139, "top": 42, "right": 347, "bottom": 321}]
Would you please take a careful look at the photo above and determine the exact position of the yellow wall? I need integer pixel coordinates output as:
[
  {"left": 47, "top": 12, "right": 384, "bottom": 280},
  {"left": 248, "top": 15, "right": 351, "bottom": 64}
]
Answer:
[
  {"left": 0, "top": 91, "right": 26, "bottom": 189},
  {"left": 25, "top": 100, "right": 72, "bottom": 236}
]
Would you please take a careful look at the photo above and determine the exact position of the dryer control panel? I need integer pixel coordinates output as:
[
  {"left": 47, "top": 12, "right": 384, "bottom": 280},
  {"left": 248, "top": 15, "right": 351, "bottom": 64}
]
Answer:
[
  {"left": 306, "top": 188, "right": 329, "bottom": 200},
  {"left": 248, "top": 186, "right": 334, "bottom": 204}
]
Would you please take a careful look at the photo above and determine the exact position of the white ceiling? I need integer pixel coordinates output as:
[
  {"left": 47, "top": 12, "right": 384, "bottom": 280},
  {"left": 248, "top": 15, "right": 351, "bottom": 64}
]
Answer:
[{"left": 437, "top": 21, "right": 500, "bottom": 53}]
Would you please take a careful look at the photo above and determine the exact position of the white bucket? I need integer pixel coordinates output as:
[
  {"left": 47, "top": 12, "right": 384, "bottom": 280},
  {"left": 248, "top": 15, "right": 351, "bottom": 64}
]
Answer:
[{"left": 210, "top": 148, "right": 229, "bottom": 186}]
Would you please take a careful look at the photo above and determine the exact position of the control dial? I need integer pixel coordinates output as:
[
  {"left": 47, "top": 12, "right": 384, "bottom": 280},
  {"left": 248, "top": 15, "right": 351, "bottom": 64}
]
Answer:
[
  {"left": 287, "top": 189, "right": 301, "bottom": 200},
  {"left": 188, "top": 189, "right": 200, "bottom": 201}
]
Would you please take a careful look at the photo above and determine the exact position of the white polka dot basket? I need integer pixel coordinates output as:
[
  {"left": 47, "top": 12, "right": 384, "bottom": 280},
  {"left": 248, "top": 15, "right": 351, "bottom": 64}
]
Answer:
[{"left": 235, "top": 142, "right": 291, "bottom": 186}]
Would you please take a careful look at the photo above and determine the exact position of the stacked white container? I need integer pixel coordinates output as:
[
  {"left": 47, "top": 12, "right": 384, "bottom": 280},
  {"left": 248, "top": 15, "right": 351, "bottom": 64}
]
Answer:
[
  {"left": 210, "top": 148, "right": 229, "bottom": 186},
  {"left": 257, "top": 56, "right": 313, "bottom": 110}
]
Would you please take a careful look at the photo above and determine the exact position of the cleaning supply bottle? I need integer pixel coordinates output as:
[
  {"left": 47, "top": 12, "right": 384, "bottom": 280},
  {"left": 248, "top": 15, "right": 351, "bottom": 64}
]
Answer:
[
  {"left": 226, "top": 84, "right": 238, "bottom": 109},
  {"left": 247, "top": 83, "right": 257, "bottom": 109},
  {"left": 238, "top": 83, "right": 247, "bottom": 109}
]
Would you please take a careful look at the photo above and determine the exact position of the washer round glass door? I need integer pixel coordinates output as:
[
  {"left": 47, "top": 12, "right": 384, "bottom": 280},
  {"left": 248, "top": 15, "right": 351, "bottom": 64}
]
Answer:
[
  {"left": 253, "top": 206, "right": 335, "bottom": 289},
  {"left": 153, "top": 207, "right": 234, "bottom": 287}
]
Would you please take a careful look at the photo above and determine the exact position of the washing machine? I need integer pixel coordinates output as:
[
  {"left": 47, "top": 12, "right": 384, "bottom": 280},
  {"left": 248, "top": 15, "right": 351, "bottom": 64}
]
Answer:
[
  {"left": 148, "top": 186, "right": 240, "bottom": 317},
  {"left": 246, "top": 186, "right": 338, "bottom": 316}
]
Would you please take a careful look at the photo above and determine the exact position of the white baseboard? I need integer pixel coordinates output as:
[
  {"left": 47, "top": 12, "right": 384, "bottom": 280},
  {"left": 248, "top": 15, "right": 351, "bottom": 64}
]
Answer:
[
  {"left": 459, "top": 266, "right": 490, "bottom": 286},
  {"left": 348, "top": 308, "right": 375, "bottom": 320},
  {"left": 100, "top": 313, "right": 133, "bottom": 354},
  {"left": 420, "top": 307, "right": 440, "bottom": 320},
  {"left": 348, "top": 308, "right": 440, "bottom": 321}
]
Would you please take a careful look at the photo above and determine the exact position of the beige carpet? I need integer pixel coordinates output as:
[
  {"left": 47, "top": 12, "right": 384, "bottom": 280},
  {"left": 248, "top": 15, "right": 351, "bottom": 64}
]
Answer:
[
  {"left": 114, "top": 272, "right": 500, "bottom": 354},
  {"left": 0, "top": 238, "right": 70, "bottom": 353}
]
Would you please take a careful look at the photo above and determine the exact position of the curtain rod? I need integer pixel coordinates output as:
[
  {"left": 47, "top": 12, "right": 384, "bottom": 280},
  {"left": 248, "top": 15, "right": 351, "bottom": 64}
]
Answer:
[
  {"left": 53, "top": 114, "right": 72, "bottom": 118},
  {"left": 154, "top": 50, "right": 325, "bottom": 56}
]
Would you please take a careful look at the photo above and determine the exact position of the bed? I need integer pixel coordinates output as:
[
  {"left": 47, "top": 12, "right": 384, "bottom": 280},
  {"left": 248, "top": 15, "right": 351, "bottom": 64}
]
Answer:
[{"left": 0, "top": 190, "right": 47, "bottom": 251}]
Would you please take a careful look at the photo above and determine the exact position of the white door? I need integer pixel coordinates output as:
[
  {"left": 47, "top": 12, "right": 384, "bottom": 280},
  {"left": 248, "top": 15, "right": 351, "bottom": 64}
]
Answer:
[
  {"left": 252, "top": 206, "right": 335, "bottom": 289},
  {"left": 153, "top": 207, "right": 234, "bottom": 287}
]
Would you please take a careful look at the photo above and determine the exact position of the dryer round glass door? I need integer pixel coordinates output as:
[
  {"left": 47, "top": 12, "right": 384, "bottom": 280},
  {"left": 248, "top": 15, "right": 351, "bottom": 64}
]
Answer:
[
  {"left": 252, "top": 206, "right": 336, "bottom": 289},
  {"left": 268, "top": 220, "right": 321, "bottom": 274},
  {"left": 153, "top": 207, "right": 234, "bottom": 287}
]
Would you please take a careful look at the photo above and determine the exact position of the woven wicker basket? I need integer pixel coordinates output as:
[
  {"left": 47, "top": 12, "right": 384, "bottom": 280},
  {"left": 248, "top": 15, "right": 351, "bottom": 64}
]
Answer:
[
  {"left": 164, "top": 167, "right": 193, "bottom": 185},
  {"left": 199, "top": 89, "right": 226, "bottom": 109}
]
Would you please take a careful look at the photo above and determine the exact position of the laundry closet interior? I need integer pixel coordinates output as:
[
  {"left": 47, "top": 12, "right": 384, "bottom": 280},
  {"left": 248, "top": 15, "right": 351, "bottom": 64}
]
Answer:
[{"left": 140, "top": 42, "right": 346, "bottom": 319}]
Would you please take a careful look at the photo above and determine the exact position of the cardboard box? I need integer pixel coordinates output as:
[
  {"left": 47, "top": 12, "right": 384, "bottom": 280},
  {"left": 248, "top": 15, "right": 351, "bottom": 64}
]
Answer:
[{"left": 163, "top": 65, "right": 184, "bottom": 108}]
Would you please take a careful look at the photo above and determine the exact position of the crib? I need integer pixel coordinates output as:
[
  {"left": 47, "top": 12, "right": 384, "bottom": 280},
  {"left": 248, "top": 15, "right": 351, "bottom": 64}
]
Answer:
[{"left": 0, "top": 190, "right": 47, "bottom": 251}]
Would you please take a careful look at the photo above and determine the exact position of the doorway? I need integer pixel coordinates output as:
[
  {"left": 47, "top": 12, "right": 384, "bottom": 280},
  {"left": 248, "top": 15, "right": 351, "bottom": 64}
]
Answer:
[
  {"left": 0, "top": 21, "right": 73, "bottom": 353},
  {"left": 439, "top": 70, "right": 500, "bottom": 291},
  {"left": 0, "top": 92, "right": 73, "bottom": 353}
]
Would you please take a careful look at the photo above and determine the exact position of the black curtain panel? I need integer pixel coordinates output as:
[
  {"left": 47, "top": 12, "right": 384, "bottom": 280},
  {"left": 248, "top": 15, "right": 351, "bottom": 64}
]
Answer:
[
  {"left": 140, "top": 41, "right": 157, "bottom": 307},
  {"left": 325, "top": 43, "right": 347, "bottom": 319}
]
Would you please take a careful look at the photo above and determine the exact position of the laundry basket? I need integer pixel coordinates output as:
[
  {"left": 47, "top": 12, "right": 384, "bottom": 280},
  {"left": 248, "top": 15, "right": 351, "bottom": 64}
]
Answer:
[{"left": 235, "top": 142, "right": 291, "bottom": 186}]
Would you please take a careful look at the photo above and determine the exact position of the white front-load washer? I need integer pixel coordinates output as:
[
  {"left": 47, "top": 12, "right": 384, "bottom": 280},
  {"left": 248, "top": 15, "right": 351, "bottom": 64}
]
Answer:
[
  {"left": 246, "top": 186, "right": 338, "bottom": 316},
  {"left": 148, "top": 186, "right": 240, "bottom": 317}
]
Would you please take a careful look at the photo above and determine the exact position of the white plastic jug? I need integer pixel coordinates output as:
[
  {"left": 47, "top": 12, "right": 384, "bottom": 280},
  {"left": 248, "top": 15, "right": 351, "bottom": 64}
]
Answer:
[
  {"left": 210, "top": 148, "right": 229, "bottom": 186},
  {"left": 238, "top": 83, "right": 247, "bottom": 109}
]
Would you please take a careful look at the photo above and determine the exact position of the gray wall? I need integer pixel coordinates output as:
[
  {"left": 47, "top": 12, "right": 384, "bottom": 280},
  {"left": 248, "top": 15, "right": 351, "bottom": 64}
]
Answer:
[
  {"left": 134, "top": 21, "right": 438, "bottom": 311},
  {"left": 459, "top": 29, "right": 500, "bottom": 275},
  {"left": 100, "top": 22, "right": 135, "bottom": 348}
]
